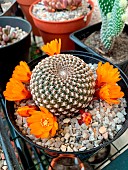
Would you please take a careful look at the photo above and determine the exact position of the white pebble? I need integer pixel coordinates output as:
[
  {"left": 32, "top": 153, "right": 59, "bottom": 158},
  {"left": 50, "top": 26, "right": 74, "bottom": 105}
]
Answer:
[
  {"left": 63, "top": 118, "right": 70, "bottom": 124},
  {"left": 79, "top": 147, "right": 86, "bottom": 151},
  {"left": 99, "top": 126, "right": 107, "bottom": 134},
  {"left": 92, "top": 122, "right": 98, "bottom": 127},
  {"left": 36, "top": 142, "right": 42, "bottom": 146},
  {"left": 61, "top": 145, "right": 67, "bottom": 152},
  {"left": 67, "top": 146, "right": 73, "bottom": 152},
  {"left": 102, "top": 132, "right": 108, "bottom": 140},
  {"left": 64, "top": 133, "right": 70, "bottom": 140},
  {"left": 116, "top": 125, "right": 122, "bottom": 131},
  {"left": 82, "top": 132, "right": 89, "bottom": 139},
  {"left": 117, "top": 112, "right": 124, "bottom": 119},
  {"left": 121, "top": 109, "right": 127, "bottom": 115}
]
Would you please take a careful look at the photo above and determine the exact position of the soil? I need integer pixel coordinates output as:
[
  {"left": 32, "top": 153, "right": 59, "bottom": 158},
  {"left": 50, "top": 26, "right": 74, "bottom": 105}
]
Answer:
[{"left": 83, "top": 31, "right": 128, "bottom": 64}]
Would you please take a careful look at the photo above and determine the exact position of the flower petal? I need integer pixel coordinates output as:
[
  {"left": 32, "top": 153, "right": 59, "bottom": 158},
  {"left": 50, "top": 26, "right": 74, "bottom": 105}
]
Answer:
[
  {"left": 96, "top": 62, "right": 121, "bottom": 88},
  {"left": 27, "top": 107, "right": 58, "bottom": 139},
  {"left": 50, "top": 121, "right": 58, "bottom": 137},
  {"left": 12, "top": 61, "right": 32, "bottom": 83},
  {"left": 41, "top": 39, "right": 61, "bottom": 56},
  {"left": 16, "top": 106, "right": 37, "bottom": 117},
  {"left": 99, "top": 84, "right": 124, "bottom": 104},
  {"left": 3, "top": 78, "right": 31, "bottom": 101}
]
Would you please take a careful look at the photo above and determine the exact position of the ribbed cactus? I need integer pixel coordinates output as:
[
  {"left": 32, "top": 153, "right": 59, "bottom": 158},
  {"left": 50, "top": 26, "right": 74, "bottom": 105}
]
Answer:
[
  {"left": 98, "top": 0, "right": 128, "bottom": 51},
  {"left": 43, "top": 0, "right": 82, "bottom": 12}
]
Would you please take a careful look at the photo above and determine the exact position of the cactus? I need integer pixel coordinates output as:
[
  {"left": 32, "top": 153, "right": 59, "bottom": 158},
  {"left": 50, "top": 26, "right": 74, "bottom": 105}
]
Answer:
[
  {"left": 98, "top": 0, "right": 128, "bottom": 51},
  {"left": 43, "top": 0, "right": 82, "bottom": 12},
  {"left": 30, "top": 54, "right": 95, "bottom": 116}
]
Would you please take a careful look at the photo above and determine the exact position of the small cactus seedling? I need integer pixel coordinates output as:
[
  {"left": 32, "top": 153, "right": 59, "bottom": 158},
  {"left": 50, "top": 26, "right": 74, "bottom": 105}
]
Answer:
[{"left": 98, "top": 0, "right": 128, "bottom": 51}]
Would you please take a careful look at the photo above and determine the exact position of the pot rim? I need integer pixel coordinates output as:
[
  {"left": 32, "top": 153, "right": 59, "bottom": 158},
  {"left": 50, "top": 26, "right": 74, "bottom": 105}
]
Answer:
[
  {"left": 0, "top": 16, "right": 32, "bottom": 49},
  {"left": 29, "top": 0, "right": 94, "bottom": 24}
]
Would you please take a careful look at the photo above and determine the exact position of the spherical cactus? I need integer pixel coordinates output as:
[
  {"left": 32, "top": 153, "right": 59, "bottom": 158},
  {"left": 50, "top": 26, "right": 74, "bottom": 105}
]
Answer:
[
  {"left": 43, "top": 0, "right": 82, "bottom": 12},
  {"left": 30, "top": 54, "right": 95, "bottom": 116}
]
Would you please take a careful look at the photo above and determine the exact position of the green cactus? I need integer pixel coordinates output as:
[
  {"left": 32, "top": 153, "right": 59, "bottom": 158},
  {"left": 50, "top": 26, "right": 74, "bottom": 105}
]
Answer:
[{"left": 98, "top": 0, "right": 128, "bottom": 51}]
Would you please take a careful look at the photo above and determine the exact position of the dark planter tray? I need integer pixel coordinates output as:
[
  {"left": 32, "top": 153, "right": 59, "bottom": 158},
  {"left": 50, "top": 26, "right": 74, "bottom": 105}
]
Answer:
[{"left": 70, "top": 22, "right": 128, "bottom": 76}]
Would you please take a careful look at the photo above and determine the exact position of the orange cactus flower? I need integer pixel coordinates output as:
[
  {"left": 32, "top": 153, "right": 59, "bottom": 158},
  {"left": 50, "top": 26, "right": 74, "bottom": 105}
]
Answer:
[
  {"left": 16, "top": 106, "right": 37, "bottom": 117},
  {"left": 99, "top": 84, "right": 124, "bottom": 104},
  {"left": 3, "top": 78, "right": 31, "bottom": 101},
  {"left": 41, "top": 39, "right": 61, "bottom": 56},
  {"left": 82, "top": 112, "right": 92, "bottom": 126},
  {"left": 27, "top": 107, "right": 58, "bottom": 139},
  {"left": 96, "top": 62, "right": 121, "bottom": 88},
  {"left": 12, "top": 61, "right": 32, "bottom": 83}
]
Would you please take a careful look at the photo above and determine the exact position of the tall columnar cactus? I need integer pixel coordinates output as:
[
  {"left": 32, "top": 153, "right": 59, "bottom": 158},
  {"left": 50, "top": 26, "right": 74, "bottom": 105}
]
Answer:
[{"left": 98, "top": 0, "right": 128, "bottom": 51}]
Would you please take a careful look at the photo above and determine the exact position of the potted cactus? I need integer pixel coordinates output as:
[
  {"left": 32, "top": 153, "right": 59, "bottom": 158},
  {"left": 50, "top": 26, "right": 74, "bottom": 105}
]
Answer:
[
  {"left": 4, "top": 39, "right": 128, "bottom": 157},
  {"left": 70, "top": 0, "right": 128, "bottom": 76},
  {"left": 29, "top": 0, "right": 94, "bottom": 51}
]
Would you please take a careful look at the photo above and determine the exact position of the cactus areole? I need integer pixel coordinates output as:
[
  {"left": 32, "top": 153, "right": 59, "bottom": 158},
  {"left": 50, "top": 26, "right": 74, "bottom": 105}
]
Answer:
[{"left": 98, "top": 0, "right": 128, "bottom": 51}]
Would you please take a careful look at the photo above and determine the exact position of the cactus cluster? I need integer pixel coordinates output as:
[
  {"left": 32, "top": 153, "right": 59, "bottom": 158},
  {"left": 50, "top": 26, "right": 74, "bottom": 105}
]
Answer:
[
  {"left": 0, "top": 25, "right": 27, "bottom": 47},
  {"left": 98, "top": 0, "right": 128, "bottom": 51},
  {"left": 43, "top": 0, "right": 82, "bottom": 12}
]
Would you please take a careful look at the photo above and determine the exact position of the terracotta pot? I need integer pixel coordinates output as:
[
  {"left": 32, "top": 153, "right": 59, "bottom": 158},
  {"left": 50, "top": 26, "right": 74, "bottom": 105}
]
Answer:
[
  {"left": 16, "top": 0, "right": 40, "bottom": 36},
  {"left": 29, "top": 0, "right": 94, "bottom": 51},
  {"left": 48, "top": 154, "right": 86, "bottom": 170}
]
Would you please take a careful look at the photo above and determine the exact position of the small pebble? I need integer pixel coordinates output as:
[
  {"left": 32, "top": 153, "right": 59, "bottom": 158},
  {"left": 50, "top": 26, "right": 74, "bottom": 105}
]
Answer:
[
  {"left": 63, "top": 118, "right": 70, "bottom": 124},
  {"left": 61, "top": 145, "right": 67, "bottom": 152},
  {"left": 99, "top": 126, "right": 107, "bottom": 134},
  {"left": 102, "top": 132, "right": 108, "bottom": 140}
]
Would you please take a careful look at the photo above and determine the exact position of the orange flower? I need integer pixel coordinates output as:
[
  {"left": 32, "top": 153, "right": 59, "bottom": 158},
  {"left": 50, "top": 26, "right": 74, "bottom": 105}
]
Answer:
[
  {"left": 41, "top": 39, "right": 61, "bottom": 56},
  {"left": 82, "top": 112, "right": 92, "bottom": 125},
  {"left": 3, "top": 78, "right": 31, "bottom": 101},
  {"left": 27, "top": 107, "right": 58, "bottom": 139},
  {"left": 99, "top": 84, "right": 124, "bottom": 104},
  {"left": 12, "top": 61, "right": 32, "bottom": 83},
  {"left": 96, "top": 62, "right": 121, "bottom": 88},
  {"left": 16, "top": 106, "right": 37, "bottom": 117}
]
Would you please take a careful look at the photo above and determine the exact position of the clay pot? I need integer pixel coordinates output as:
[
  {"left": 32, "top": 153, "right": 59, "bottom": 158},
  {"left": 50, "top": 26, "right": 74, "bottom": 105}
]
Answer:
[
  {"left": 16, "top": 0, "right": 40, "bottom": 36},
  {"left": 48, "top": 154, "right": 86, "bottom": 170},
  {"left": 29, "top": 0, "right": 94, "bottom": 51}
]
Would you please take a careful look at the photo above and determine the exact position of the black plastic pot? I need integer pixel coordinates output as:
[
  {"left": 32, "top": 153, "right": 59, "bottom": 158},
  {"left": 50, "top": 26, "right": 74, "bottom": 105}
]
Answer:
[
  {"left": 6, "top": 50, "right": 128, "bottom": 157},
  {"left": 70, "top": 22, "right": 128, "bottom": 76},
  {"left": 0, "top": 16, "right": 32, "bottom": 92}
]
